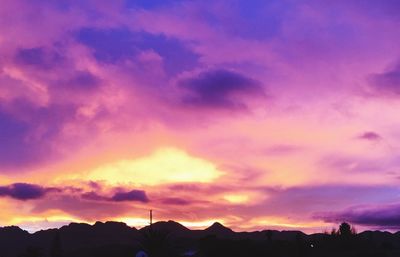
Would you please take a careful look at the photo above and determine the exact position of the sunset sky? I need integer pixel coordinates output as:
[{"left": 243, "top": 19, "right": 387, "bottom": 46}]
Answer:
[{"left": 1, "top": 0, "right": 400, "bottom": 233}]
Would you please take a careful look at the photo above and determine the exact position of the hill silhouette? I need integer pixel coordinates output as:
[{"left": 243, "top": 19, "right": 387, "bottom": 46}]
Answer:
[
  {"left": 1, "top": 221, "right": 400, "bottom": 257},
  {"left": 204, "top": 222, "right": 233, "bottom": 235}
]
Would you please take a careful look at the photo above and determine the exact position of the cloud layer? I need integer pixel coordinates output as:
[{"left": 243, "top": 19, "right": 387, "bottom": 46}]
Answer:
[{"left": 0, "top": 183, "right": 52, "bottom": 200}]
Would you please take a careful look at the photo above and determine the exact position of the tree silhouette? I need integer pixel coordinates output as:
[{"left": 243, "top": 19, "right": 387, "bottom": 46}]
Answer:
[
  {"left": 338, "top": 222, "right": 356, "bottom": 237},
  {"left": 339, "top": 222, "right": 351, "bottom": 236}
]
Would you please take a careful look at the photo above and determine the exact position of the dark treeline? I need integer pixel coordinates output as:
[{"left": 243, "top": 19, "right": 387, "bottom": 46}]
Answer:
[{"left": 1, "top": 221, "right": 400, "bottom": 257}]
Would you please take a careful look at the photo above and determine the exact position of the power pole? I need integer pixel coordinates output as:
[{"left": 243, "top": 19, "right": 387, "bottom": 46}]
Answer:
[
  {"left": 149, "top": 210, "right": 153, "bottom": 232},
  {"left": 150, "top": 210, "right": 153, "bottom": 225}
]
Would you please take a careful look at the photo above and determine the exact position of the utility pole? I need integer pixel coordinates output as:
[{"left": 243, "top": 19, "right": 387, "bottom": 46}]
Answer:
[
  {"left": 150, "top": 210, "right": 153, "bottom": 224},
  {"left": 149, "top": 210, "right": 153, "bottom": 232}
]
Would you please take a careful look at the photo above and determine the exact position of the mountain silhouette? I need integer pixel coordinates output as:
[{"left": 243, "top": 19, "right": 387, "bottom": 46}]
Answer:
[
  {"left": 203, "top": 222, "right": 234, "bottom": 238},
  {"left": 141, "top": 220, "right": 190, "bottom": 234},
  {"left": 2, "top": 221, "right": 400, "bottom": 257},
  {"left": 205, "top": 222, "right": 232, "bottom": 233}
]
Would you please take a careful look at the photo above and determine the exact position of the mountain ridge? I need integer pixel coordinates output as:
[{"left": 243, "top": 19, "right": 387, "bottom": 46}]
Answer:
[
  {"left": 2, "top": 221, "right": 400, "bottom": 257},
  {"left": 3, "top": 220, "right": 400, "bottom": 236}
]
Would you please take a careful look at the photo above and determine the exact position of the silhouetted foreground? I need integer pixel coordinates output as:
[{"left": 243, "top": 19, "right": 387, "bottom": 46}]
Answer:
[{"left": 1, "top": 221, "right": 400, "bottom": 257}]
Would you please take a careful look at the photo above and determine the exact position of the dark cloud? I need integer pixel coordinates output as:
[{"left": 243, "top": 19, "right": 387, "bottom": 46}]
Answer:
[
  {"left": 111, "top": 190, "right": 149, "bottom": 202},
  {"left": 0, "top": 183, "right": 53, "bottom": 200},
  {"left": 316, "top": 204, "right": 400, "bottom": 228},
  {"left": 369, "top": 64, "right": 400, "bottom": 96},
  {"left": 357, "top": 131, "right": 382, "bottom": 141},
  {"left": 81, "top": 191, "right": 109, "bottom": 201},
  {"left": 76, "top": 27, "right": 198, "bottom": 75},
  {"left": 63, "top": 71, "right": 102, "bottom": 91},
  {"left": 125, "top": 0, "right": 185, "bottom": 10},
  {"left": 81, "top": 190, "right": 149, "bottom": 203},
  {"left": 178, "top": 69, "right": 264, "bottom": 109},
  {"left": 77, "top": 28, "right": 137, "bottom": 63},
  {"left": 0, "top": 181, "right": 149, "bottom": 205},
  {"left": 88, "top": 181, "right": 102, "bottom": 190},
  {"left": 133, "top": 32, "right": 199, "bottom": 76},
  {"left": 15, "top": 47, "right": 64, "bottom": 69}
]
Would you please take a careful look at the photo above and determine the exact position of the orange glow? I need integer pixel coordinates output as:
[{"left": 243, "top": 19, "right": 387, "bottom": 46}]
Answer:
[{"left": 223, "top": 194, "right": 249, "bottom": 204}]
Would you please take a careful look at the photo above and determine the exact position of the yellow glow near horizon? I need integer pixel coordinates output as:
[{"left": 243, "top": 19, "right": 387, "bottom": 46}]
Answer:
[
  {"left": 11, "top": 215, "right": 85, "bottom": 225},
  {"left": 180, "top": 220, "right": 220, "bottom": 229},
  {"left": 249, "top": 216, "right": 328, "bottom": 230},
  {"left": 119, "top": 217, "right": 220, "bottom": 230},
  {"left": 117, "top": 217, "right": 151, "bottom": 228},
  {"left": 85, "top": 147, "right": 222, "bottom": 186}
]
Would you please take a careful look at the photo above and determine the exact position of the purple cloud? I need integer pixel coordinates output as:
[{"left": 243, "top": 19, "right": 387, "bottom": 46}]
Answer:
[
  {"left": 125, "top": 0, "right": 186, "bottom": 10},
  {"left": 0, "top": 181, "right": 149, "bottom": 205},
  {"left": 61, "top": 71, "right": 102, "bottom": 91},
  {"left": 76, "top": 27, "right": 198, "bottom": 75},
  {"left": 0, "top": 58, "right": 108, "bottom": 171},
  {"left": 29, "top": 186, "right": 150, "bottom": 220},
  {"left": 239, "top": 185, "right": 400, "bottom": 218},
  {"left": 14, "top": 47, "right": 64, "bottom": 70},
  {"left": 316, "top": 203, "right": 400, "bottom": 228},
  {"left": 76, "top": 28, "right": 138, "bottom": 63},
  {"left": 369, "top": 64, "right": 400, "bottom": 96},
  {"left": 357, "top": 131, "right": 382, "bottom": 141},
  {"left": 111, "top": 190, "right": 149, "bottom": 203},
  {"left": 81, "top": 190, "right": 150, "bottom": 203},
  {"left": 88, "top": 181, "right": 102, "bottom": 190},
  {"left": 0, "top": 183, "right": 51, "bottom": 200},
  {"left": 178, "top": 69, "right": 264, "bottom": 109},
  {"left": 0, "top": 108, "right": 51, "bottom": 169},
  {"left": 81, "top": 191, "right": 109, "bottom": 201},
  {"left": 0, "top": 101, "right": 77, "bottom": 170},
  {"left": 14, "top": 45, "right": 102, "bottom": 93}
]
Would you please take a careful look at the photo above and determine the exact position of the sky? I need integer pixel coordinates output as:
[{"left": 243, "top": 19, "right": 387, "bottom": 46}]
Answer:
[{"left": 1, "top": 0, "right": 400, "bottom": 234}]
